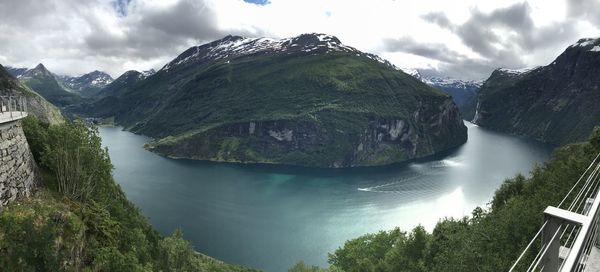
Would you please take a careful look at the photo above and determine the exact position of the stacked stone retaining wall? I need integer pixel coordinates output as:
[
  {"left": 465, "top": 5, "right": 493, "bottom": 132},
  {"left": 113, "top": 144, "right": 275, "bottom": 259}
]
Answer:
[{"left": 0, "top": 120, "right": 36, "bottom": 209}]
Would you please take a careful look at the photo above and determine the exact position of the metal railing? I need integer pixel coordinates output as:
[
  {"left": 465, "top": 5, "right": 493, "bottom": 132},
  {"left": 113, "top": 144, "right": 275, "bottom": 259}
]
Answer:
[
  {"left": 510, "top": 153, "right": 600, "bottom": 272},
  {"left": 0, "top": 96, "right": 28, "bottom": 119}
]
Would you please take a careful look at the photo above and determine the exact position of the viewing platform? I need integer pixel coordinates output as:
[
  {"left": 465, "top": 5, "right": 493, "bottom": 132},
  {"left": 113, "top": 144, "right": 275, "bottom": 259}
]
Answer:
[
  {"left": 0, "top": 96, "right": 28, "bottom": 124},
  {"left": 510, "top": 153, "right": 600, "bottom": 271}
]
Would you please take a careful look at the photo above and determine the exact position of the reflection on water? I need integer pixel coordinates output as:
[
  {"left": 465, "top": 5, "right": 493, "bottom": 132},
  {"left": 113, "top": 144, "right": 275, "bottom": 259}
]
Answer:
[{"left": 99, "top": 122, "right": 553, "bottom": 272}]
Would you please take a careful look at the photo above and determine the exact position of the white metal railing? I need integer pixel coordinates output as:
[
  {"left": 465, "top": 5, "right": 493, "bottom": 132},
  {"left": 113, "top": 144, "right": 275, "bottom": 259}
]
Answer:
[
  {"left": 0, "top": 96, "right": 28, "bottom": 119},
  {"left": 510, "top": 153, "right": 600, "bottom": 272}
]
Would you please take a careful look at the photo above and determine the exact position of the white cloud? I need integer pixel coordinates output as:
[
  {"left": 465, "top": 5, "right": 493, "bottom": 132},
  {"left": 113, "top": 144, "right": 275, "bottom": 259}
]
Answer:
[{"left": 0, "top": 0, "right": 598, "bottom": 80}]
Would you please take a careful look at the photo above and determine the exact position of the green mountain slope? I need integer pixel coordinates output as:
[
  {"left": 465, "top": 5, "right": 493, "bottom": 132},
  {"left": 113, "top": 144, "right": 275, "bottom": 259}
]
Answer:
[
  {"left": 471, "top": 37, "right": 600, "bottom": 145},
  {"left": 20, "top": 64, "right": 81, "bottom": 107},
  {"left": 0, "top": 64, "right": 63, "bottom": 124},
  {"left": 84, "top": 34, "right": 467, "bottom": 168}
]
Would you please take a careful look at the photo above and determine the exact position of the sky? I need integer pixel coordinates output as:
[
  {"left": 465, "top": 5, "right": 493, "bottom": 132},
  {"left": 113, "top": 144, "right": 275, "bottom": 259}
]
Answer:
[{"left": 0, "top": 0, "right": 598, "bottom": 80}]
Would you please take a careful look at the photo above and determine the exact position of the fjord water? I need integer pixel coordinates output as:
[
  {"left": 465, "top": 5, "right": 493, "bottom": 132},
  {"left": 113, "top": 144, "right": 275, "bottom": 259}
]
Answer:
[{"left": 99, "top": 122, "right": 552, "bottom": 272}]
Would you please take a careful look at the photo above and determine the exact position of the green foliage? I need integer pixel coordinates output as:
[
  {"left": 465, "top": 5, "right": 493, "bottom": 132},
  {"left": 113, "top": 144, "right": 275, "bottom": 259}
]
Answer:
[
  {"left": 41, "top": 120, "right": 111, "bottom": 201},
  {"left": 326, "top": 128, "right": 600, "bottom": 271},
  {"left": 288, "top": 261, "right": 341, "bottom": 272},
  {"left": 157, "top": 229, "right": 205, "bottom": 271},
  {"left": 0, "top": 190, "right": 85, "bottom": 272},
  {"left": 7, "top": 116, "right": 259, "bottom": 271}
]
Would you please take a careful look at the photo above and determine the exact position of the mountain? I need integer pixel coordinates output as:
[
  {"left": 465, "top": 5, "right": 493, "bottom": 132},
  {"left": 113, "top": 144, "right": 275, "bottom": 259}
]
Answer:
[
  {"left": 85, "top": 33, "right": 467, "bottom": 168},
  {"left": 58, "top": 70, "right": 113, "bottom": 97},
  {"left": 141, "top": 69, "right": 156, "bottom": 77},
  {"left": 5, "top": 66, "right": 28, "bottom": 78},
  {"left": 19, "top": 64, "right": 81, "bottom": 107},
  {"left": 404, "top": 68, "right": 482, "bottom": 114},
  {"left": 421, "top": 76, "right": 482, "bottom": 108},
  {"left": 98, "top": 70, "right": 146, "bottom": 98},
  {"left": 0, "top": 64, "right": 63, "bottom": 124},
  {"left": 470, "top": 37, "right": 600, "bottom": 145}
]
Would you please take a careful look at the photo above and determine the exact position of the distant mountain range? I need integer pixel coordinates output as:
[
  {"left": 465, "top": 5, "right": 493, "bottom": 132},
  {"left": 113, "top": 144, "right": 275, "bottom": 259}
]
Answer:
[
  {"left": 78, "top": 33, "right": 467, "bottom": 167},
  {"left": 56, "top": 71, "right": 113, "bottom": 97},
  {"left": 7, "top": 64, "right": 115, "bottom": 99},
  {"left": 468, "top": 37, "right": 600, "bottom": 145},
  {"left": 402, "top": 68, "right": 483, "bottom": 116}
]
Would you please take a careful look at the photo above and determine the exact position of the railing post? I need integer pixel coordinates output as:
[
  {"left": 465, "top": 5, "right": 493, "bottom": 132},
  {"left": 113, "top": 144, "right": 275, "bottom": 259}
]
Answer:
[
  {"left": 9, "top": 96, "right": 12, "bottom": 118},
  {"left": 541, "top": 215, "right": 561, "bottom": 272}
]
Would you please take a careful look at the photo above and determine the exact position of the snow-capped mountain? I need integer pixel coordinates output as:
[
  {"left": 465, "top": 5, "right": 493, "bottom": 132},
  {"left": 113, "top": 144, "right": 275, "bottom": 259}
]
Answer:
[
  {"left": 58, "top": 70, "right": 113, "bottom": 97},
  {"left": 60, "top": 70, "right": 113, "bottom": 89},
  {"left": 162, "top": 33, "right": 395, "bottom": 72},
  {"left": 400, "top": 68, "right": 483, "bottom": 108}
]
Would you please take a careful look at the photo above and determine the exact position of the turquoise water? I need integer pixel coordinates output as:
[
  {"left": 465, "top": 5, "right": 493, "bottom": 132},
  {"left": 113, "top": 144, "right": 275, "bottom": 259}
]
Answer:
[{"left": 99, "top": 122, "right": 553, "bottom": 271}]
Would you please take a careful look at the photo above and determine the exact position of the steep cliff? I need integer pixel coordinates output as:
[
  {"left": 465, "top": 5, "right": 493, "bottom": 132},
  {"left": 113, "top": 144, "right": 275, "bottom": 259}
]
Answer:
[
  {"left": 87, "top": 33, "right": 467, "bottom": 167},
  {"left": 471, "top": 37, "right": 600, "bottom": 145}
]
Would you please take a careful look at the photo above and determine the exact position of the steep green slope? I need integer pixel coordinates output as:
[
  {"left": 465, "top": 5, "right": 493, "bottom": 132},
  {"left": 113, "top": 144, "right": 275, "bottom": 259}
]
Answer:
[
  {"left": 99, "top": 70, "right": 145, "bottom": 98},
  {"left": 471, "top": 37, "right": 600, "bottom": 145},
  {"left": 0, "top": 116, "right": 257, "bottom": 272},
  {"left": 20, "top": 64, "right": 81, "bottom": 107},
  {"left": 85, "top": 34, "right": 467, "bottom": 168},
  {"left": 320, "top": 127, "right": 600, "bottom": 272},
  {"left": 0, "top": 64, "right": 63, "bottom": 124}
]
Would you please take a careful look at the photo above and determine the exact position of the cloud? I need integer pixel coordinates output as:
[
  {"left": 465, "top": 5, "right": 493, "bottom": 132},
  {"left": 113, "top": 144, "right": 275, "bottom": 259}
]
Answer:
[
  {"left": 416, "top": 2, "right": 583, "bottom": 79},
  {"left": 382, "top": 37, "right": 467, "bottom": 64},
  {"left": 0, "top": 0, "right": 597, "bottom": 80},
  {"left": 566, "top": 0, "right": 600, "bottom": 26}
]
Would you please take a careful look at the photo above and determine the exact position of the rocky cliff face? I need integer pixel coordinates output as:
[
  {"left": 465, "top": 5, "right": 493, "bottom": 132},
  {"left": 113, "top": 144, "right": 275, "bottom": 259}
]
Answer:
[
  {"left": 0, "top": 120, "right": 37, "bottom": 209},
  {"left": 149, "top": 96, "right": 465, "bottom": 168},
  {"left": 471, "top": 37, "right": 600, "bottom": 145}
]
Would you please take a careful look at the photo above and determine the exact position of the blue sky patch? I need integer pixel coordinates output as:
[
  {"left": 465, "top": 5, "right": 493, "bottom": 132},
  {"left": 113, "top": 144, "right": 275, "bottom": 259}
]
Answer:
[
  {"left": 244, "top": 0, "right": 270, "bottom": 6},
  {"left": 112, "top": 0, "right": 130, "bottom": 17}
]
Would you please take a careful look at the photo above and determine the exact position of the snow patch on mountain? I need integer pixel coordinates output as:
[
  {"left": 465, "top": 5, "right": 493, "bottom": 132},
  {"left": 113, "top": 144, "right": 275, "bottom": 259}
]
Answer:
[
  {"left": 570, "top": 37, "right": 600, "bottom": 48},
  {"left": 141, "top": 69, "right": 156, "bottom": 78},
  {"left": 497, "top": 67, "right": 540, "bottom": 76},
  {"left": 162, "top": 33, "right": 396, "bottom": 72},
  {"left": 400, "top": 68, "right": 421, "bottom": 78},
  {"left": 421, "top": 76, "right": 483, "bottom": 89}
]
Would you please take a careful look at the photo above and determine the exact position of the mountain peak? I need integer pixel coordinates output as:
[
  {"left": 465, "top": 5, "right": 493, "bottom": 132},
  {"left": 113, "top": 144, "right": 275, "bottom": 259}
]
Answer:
[
  {"left": 23, "top": 63, "right": 54, "bottom": 78},
  {"left": 161, "top": 33, "right": 393, "bottom": 72},
  {"left": 569, "top": 37, "right": 600, "bottom": 50}
]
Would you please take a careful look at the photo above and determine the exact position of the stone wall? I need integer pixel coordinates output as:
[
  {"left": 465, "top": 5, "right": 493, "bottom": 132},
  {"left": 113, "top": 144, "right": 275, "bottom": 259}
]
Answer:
[{"left": 0, "top": 120, "right": 36, "bottom": 209}]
